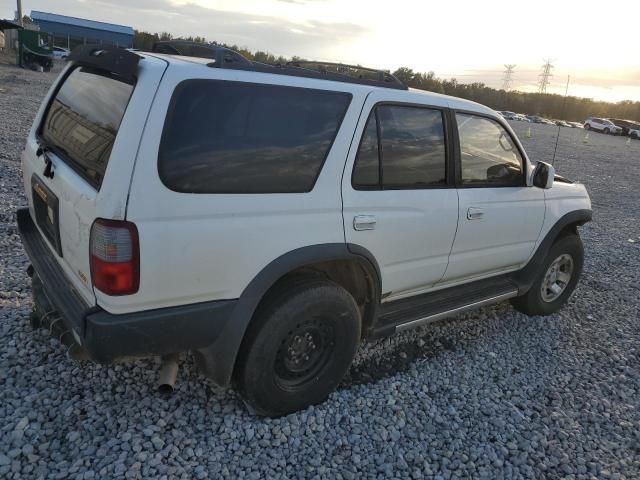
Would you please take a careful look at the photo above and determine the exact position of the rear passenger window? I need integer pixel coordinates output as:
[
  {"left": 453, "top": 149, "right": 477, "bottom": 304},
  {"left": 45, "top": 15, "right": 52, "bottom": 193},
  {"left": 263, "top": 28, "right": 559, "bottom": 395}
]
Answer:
[
  {"left": 352, "top": 105, "right": 447, "bottom": 189},
  {"left": 351, "top": 112, "right": 380, "bottom": 187},
  {"left": 159, "top": 80, "right": 351, "bottom": 194}
]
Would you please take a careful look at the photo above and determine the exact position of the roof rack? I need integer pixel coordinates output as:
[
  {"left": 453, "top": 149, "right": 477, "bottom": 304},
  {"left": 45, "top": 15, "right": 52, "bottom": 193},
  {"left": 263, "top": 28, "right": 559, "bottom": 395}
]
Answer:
[{"left": 150, "top": 41, "right": 407, "bottom": 90}]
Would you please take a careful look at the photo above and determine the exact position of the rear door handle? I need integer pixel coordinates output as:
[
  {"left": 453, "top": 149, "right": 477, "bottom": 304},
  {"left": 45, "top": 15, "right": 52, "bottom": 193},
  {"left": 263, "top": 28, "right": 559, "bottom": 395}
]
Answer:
[
  {"left": 353, "top": 215, "right": 377, "bottom": 231},
  {"left": 467, "top": 207, "right": 484, "bottom": 220}
]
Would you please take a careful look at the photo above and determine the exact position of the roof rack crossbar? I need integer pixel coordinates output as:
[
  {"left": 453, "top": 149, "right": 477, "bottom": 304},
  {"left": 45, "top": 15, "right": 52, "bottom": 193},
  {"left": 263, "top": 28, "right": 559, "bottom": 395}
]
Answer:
[
  {"left": 286, "top": 60, "right": 405, "bottom": 87},
  {"left": 150, "top": 41, "right": 408, "bottom": 90}
]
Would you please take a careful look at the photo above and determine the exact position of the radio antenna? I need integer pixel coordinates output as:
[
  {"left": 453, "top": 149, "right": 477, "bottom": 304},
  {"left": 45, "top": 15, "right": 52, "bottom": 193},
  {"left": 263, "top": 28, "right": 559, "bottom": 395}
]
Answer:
[{"left": 552, "top": 74, "right": 571, "bottom": 167}]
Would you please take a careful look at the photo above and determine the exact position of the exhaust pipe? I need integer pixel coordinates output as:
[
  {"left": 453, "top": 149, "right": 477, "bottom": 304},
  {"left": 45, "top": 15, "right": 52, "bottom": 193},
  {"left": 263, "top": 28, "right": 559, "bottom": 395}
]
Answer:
[{"left": 158, "top": 353, "right": 180, "bottom": 395}]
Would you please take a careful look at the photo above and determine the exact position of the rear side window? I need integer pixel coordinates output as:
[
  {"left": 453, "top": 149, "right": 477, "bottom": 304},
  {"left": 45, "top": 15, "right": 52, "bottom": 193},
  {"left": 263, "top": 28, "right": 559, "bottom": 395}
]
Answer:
[
  {"left": 158, "top": 80, "right": 351, "bottom": 194},
  {"left": 352, "top": 104, "right": 447, "bottom": 189},
  {"left": 41, "top": 67, "right": 134, "bottom": 188}
]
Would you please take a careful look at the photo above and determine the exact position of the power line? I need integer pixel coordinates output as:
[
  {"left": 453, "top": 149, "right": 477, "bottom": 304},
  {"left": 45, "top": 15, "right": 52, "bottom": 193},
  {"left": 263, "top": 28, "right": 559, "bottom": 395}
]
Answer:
[
  {"left": 538, "top": 59, "right": 554, "bottom": 94},
  {"left": 502, "top": 64, "right": 516, "bottom": 91}
]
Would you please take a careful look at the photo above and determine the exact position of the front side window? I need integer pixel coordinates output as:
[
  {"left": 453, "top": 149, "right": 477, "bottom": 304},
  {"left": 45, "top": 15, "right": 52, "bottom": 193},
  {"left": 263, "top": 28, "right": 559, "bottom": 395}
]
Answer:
[
  {"left": 41, "top": 67, "right": 134, "bottom": 188},
  {"left": 456, "top": 113, "right": 523, "bottom": 186},
  {"left": 352, "top": 104, "right": 447, "bottom": 189},
  {"left": 159, "top": 80, "right": 351, "bottom": 193}
]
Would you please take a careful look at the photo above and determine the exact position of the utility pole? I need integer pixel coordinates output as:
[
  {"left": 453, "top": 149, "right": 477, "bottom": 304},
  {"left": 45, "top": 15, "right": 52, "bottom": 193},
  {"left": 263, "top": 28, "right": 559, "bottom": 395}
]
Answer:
[
  {"left": 538, "top": 59, "right": 554, "bottom": 94},
  {"left": 502, "top": 64, "right": 516, "bottom": 91},
  {"left": 16, "top": 0, "right": 23, "bottom": 26}
]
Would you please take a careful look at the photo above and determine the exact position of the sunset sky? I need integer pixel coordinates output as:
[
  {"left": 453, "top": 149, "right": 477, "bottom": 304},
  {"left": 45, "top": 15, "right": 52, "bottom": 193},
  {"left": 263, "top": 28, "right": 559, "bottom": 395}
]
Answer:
[{"left": 3, "top": 0, "right": 638, "bottom": 102}]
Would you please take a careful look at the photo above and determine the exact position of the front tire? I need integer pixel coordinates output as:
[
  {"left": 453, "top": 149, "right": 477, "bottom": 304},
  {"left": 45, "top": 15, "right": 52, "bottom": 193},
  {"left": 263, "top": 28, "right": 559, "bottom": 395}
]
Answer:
[
  {"left": 584, "top": 123, "right": 590, "bottom": 130},
  {"left": 604, "top": 127, "right": 610, "bottom": 134},
  {"left": 235, "top": 279, "right": 361, "bottom": 416},
  {"left": 511, "top": 234, "right": 584, "bottom": 316}
]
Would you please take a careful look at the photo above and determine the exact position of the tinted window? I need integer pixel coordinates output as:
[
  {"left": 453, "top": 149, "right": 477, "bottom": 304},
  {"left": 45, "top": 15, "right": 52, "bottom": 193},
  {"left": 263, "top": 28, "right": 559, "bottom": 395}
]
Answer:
[
  {"left": 352, "top": 105, "right": 446, "bottom": 189},
  {"left": 352, "top": 112, "right": 379, "bottom": 187},
  {"left": 159, "top": 80, "right": 351, "bottom": 193},
  {"left": 41, "top": 67, "right": 134, "bottom": 188},
  {"left": 456, "top": 113, "right": 523, "bottom": 186},
  {"left": 379, "top": 106, "right": 446, "bottom": 187}
]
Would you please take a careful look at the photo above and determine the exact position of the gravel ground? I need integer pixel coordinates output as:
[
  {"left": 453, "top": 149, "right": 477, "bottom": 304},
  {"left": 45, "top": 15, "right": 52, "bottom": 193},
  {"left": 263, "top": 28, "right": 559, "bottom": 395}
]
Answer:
[{"left": 1, "top": 64, "right": 639, "bottom": 479}]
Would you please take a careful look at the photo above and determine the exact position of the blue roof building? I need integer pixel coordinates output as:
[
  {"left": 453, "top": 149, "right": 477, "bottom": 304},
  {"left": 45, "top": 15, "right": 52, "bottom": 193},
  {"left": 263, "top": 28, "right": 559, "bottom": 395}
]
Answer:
[{"left": 31, "top": 11, "right": 134, "bottom": 48}]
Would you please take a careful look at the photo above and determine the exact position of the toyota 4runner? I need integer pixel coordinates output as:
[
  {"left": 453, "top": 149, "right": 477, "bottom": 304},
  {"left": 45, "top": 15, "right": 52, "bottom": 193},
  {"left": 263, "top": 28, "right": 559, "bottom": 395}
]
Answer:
[{"left": 18, "top": 46, "right": 591, "bottom": 416}]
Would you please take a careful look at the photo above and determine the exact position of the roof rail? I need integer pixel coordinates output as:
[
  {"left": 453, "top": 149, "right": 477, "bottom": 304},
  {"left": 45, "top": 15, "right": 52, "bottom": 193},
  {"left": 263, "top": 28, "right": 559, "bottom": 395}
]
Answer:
[
  {"left": 150, "top": 41, "right": 408, "bottom": 90},
  {"left": 286, "top": 60, "right": 406, "bottom": 89}
]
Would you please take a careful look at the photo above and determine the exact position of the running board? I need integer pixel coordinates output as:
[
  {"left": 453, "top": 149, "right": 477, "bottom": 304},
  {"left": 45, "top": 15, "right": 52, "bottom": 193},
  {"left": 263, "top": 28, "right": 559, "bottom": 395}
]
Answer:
[{"left": 371, "top": 275, "right": 519, "bottom": 338}]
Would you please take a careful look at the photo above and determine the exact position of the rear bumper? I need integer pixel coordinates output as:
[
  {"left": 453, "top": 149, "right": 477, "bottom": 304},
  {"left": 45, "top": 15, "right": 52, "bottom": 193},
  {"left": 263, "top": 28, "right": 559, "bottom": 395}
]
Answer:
[{"left": 17, "top": 207, "right": 237, "bottom": 363}]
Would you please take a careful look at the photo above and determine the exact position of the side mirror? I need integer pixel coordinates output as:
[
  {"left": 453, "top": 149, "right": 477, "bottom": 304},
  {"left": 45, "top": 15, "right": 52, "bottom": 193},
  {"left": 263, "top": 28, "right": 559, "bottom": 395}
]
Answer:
[{"left": 533, "top": 161, "right": 555, "bottom": 189}]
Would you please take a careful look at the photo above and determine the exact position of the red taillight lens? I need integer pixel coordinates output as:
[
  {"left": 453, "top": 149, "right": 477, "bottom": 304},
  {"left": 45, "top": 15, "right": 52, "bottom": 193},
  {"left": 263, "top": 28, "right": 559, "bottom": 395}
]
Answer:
[{"left": 90, "top": 218, "right": 139, "bottom": 296}]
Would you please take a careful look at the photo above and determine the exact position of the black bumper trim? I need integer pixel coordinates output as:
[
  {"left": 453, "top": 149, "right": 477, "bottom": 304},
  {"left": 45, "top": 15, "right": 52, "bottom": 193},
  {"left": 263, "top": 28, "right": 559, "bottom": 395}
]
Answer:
[
  {"left": 17, "top": 207, "right": 93, "bottom": 336},
  {"left": 85, "top": 300, "right": 236, "bottom": 363},
  {"left": 17, "top": 207, "right": 237, "bottom": 363}
]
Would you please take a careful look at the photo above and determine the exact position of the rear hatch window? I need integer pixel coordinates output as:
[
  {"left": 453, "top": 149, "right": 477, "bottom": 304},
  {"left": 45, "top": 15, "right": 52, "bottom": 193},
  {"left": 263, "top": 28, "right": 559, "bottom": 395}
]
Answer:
[{"left": 40, "top": 66, "right": 134, "bottom": 189}]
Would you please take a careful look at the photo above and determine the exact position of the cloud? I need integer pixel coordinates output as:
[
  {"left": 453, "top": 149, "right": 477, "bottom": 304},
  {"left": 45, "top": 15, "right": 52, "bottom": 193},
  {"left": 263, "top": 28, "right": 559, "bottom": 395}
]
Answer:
[{"left": 20, "top": 0, "right": 368, "bottom": 59}]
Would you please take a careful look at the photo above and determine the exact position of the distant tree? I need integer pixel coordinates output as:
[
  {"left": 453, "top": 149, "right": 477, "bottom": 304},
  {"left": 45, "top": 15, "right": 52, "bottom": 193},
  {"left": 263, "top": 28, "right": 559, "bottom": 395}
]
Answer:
[{"left": 129, "top": 28, "right": 640, "bottom": 121}]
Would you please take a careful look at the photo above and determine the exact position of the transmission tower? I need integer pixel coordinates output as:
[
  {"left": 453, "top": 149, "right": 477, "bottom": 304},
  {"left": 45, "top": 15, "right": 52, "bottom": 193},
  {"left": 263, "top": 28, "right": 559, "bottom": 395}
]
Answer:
[
  {"left": 502, "top": 64, "right": 516, "bottom": 91},
  {"left": 538, "top": 59, "right": 554, "bottom": 94}
]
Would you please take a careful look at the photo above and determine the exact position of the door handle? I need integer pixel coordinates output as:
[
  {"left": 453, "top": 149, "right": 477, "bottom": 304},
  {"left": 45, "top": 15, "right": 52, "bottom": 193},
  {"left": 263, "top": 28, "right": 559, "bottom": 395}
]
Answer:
[
  {"left": 467, "top": 207, "right": 484, "bottom": 220},
  {"left": 353, "top": 215, "right": 377, "bottom": 231}
]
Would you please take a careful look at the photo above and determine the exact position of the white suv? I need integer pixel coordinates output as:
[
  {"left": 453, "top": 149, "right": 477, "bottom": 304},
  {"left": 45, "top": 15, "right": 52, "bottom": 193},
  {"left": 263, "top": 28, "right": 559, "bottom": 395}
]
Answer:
[
  {"left": 18, "top": 45, "right": 591, "bottom": 416},
  {"left": 583, "top": 117, "right": 622, "bottom": 135}
]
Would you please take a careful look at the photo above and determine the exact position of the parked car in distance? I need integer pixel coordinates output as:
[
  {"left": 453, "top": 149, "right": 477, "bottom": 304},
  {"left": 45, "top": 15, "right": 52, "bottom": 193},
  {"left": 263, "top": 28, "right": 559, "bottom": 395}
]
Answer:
[
  {"left": 499, "top": 111, "right": 517, "bottom": 120},
  {"left": 554, "top": 120, "right": 571, "bottom": 128},
  {"left": 584, "top": 117, "right": 622, "bottom": 135},
  {"left": 527, "top": 115, "right": 554, "bottom": 125},
  {"left": 515, "top": 114, "right": 530, "bottom": 122},
  {"left": 609, "top": 118, "right": 640, "bottom": 136},
  {"left": 567, "top": 122, "right": 583, "bottom": 129},
  {"left": 17, "top": 45, "right": 592, "bottom": 416},
  {"left": 51, "top": 46, "right": 70, "bottom": 59}
]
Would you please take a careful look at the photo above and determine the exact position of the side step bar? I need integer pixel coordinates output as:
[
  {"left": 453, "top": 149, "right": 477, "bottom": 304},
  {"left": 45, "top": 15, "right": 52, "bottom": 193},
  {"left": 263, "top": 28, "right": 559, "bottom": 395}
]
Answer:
[
  {"left": 395, "top": 290, "right": 518, "bottom": 332},
  {"left": 371, "top": 275, "right": 519, "bottom": 338}
]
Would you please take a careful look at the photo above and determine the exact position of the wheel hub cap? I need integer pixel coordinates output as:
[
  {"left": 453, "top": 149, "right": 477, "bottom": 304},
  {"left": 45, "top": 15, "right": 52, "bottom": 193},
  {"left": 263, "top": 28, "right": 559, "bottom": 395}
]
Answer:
[
  {"left": 275, "top": 318, "right": 335, "bottom": 387},
  {"left": 540, "top": 253, "right": 574, "bottom": 302}
]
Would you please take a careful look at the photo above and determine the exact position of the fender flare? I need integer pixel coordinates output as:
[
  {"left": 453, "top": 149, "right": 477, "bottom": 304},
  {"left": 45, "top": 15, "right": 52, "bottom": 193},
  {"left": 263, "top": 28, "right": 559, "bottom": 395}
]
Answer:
[
  {"left": 194, "top": 243, "right": 381, "bottom": 386},
  {"left": 512, "top": 209, "right": 592, "bottom": 293}
]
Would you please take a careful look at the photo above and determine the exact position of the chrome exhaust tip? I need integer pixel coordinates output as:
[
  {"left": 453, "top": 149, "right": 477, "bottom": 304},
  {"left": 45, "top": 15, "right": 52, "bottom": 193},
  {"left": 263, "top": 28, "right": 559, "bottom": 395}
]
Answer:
[{"left": 158, "top": 353, "right": 180, "bottom": 395}]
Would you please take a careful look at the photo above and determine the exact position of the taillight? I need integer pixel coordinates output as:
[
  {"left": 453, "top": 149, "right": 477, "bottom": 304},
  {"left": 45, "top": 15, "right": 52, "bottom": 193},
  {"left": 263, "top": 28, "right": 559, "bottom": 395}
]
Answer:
[{"left": 90, "top": 218, "right": 139, "bottom": 296}]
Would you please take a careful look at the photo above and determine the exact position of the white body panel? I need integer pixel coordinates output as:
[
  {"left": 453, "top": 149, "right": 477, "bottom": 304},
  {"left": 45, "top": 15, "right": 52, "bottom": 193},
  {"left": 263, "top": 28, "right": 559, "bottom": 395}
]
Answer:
[
  {"left": 341, "top": 89, "right": 459, "bottom": 298},
  {"left": 117, "top": 62, "right": 370, "bottom": 314},
  {"left": 21, "top": 56, "right": 168, "bottom": 306},
  {"left": 21, "top": 53, "right": 591, "bottom": 317},
  {"left": 443, "top": 186, "right": 545, "bottom": 282}
]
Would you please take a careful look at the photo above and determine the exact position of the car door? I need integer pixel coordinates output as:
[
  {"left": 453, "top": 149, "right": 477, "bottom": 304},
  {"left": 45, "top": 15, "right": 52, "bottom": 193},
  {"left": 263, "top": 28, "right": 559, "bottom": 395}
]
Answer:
[
  {"left": 441, "top": 112, "right": 545, "bottom": 283},
  {"left": 341, "top": 92, "right": 459, "bottom": 299}
]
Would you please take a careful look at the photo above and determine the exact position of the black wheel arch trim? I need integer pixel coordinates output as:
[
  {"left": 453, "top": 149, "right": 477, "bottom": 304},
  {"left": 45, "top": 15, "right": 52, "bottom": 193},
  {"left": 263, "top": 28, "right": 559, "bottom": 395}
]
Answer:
[
  {"left": 194, "top": 242, "right": 381, "bottom": 386},
  {"left": 511, "top": 209, "right": 592, "bottom": 294}
]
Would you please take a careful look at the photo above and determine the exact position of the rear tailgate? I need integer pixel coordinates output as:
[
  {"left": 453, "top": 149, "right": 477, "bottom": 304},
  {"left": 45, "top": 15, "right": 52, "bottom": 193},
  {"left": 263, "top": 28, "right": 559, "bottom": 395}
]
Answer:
[{"left": 21, "top": 47, "right": 168, "bottom": 307}]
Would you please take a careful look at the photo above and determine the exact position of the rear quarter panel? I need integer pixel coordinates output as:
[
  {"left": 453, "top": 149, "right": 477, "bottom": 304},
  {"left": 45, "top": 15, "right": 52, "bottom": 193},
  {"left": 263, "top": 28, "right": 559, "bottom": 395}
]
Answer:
[{"left": 109, "top": 66, "right": 368, "bottom": 314}]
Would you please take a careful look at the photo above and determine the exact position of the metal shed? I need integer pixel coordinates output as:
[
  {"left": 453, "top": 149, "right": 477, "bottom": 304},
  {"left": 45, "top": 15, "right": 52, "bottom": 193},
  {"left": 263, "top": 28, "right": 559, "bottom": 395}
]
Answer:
[{"left": 30, "top": 11, "right": 133, "bottom": 49}]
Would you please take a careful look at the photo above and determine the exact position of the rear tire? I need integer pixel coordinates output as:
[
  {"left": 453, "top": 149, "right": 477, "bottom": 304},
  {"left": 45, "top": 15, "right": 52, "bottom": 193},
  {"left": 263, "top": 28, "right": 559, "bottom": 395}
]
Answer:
[
  {"left": 511, "top": 234, "right": 584, "bottom": 316},
  {"left": 604, "top": 127, "right": 610, "bottom": 134},
  {"left": 584, "top": 123, "right": 590, "bottom": 130},
  {"left": 235, "top": 279, "right": 361, "bottom": 417},
  {"left": 631, "top": 132, "right": 638, "bottom": 140}
]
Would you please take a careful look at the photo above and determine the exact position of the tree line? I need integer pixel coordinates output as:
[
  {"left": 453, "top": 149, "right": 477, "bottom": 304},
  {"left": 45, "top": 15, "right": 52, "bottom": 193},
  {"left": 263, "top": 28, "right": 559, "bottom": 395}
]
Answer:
[{"left": 133, "top": 30, "right": 640, "bottom": 122}]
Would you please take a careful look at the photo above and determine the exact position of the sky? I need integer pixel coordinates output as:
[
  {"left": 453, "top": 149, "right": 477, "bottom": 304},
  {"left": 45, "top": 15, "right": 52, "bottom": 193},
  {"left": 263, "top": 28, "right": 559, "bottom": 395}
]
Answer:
[{"left": 3, "top": 0, "right": 639, "bottom": 102}]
